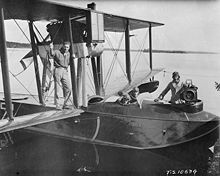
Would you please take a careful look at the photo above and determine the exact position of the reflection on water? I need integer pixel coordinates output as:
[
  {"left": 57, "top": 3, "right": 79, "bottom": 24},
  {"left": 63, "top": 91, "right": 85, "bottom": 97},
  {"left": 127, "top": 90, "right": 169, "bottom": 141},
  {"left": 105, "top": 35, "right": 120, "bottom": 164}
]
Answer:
[
  {"left": 0, "top": 128, "right": 219, "bottom": 176},
  {"left": 207, "top": 138, "right": 220, "bottom": 176}
]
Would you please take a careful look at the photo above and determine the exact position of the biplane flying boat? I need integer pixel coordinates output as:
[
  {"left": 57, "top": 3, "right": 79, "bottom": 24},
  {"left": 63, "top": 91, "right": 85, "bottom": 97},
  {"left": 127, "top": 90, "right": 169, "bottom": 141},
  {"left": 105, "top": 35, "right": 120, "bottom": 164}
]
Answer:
[{"left": 0, "top": 0, "right": 219, "bottom": 150}]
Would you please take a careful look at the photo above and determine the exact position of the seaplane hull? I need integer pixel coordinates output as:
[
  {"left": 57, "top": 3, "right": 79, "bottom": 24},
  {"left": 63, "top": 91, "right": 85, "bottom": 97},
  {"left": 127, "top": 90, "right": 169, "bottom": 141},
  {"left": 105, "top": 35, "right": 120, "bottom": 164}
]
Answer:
[
  {"left": 0, "top": 0, "right": 218, "bottom": 152},
  {"left": 0, "top": 93, "right": 219, "bottom": 149},
  {"left": 34, "top": 102, "right": 219, "bottom": 149}
]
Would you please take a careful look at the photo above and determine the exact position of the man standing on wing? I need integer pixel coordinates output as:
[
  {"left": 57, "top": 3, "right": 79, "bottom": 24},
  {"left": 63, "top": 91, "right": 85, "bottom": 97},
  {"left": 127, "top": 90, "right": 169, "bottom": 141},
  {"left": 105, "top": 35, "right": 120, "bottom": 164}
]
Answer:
[{"left": 49, "top": 41, "right": 72, "bottom": 109}]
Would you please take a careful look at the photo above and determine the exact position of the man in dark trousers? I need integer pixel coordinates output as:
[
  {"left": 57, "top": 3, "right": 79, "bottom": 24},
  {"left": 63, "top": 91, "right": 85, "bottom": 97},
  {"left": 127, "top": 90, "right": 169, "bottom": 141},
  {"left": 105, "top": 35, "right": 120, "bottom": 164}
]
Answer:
[{"left": 49, "top": 41, "right": 72, "bottom": 109}]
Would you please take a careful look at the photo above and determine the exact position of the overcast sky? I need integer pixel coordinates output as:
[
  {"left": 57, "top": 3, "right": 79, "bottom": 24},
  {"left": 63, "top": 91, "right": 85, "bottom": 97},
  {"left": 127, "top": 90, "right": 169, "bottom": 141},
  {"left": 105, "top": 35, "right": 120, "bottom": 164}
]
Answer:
[{"left": 5, "top": 0, "right": 220, "bottom": 52}]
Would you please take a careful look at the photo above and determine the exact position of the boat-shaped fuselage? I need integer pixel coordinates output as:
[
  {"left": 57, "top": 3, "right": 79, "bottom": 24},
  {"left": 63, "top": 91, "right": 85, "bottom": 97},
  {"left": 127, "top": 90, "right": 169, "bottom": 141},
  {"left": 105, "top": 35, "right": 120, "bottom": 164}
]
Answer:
[{"left": 1, "top": 94, "right": 218, "bottom": 150}]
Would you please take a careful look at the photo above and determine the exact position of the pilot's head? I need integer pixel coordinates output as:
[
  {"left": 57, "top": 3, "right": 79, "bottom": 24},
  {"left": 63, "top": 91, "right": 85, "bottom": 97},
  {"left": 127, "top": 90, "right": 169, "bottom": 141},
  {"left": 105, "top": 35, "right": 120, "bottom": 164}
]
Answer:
[
  {"left": 172, "top": 71, "right": 180, "bottom": 83},
  {"left": 118, "top": 91, "right": 123, "bottom": 96},
  {"left": 62, "top": 41, "right": 70, "bottom": 53},
  {"left": 133, "top": 87, "right": 139, "bottom": 92}
]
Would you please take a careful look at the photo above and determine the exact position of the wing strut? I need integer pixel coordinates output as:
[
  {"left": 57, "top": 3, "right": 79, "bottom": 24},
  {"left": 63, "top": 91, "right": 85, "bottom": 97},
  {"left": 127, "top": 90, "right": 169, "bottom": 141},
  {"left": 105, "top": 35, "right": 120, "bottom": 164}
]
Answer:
[
  {"left": 149, "top": 24, "right": 152, "bottom": 70},
  {"left": 28, "top": 21, "right": 44, "bottom": 105},
  {"left": 91, "top": 57, "right": 99, "bottom": 95},
  {"left": 97, "top": 55, "right": 104, "bottom": 95},
  {"left": 125, "top": 19, "right": 131, "bottom": 83},
  {"left": 0, "top": 7, "right": 13, "bottom": 121},
  {"left": 87, "top": 3, "right": 104, "bottom": 96},
  {"left": 90, "top": 56, "right": 103, "bottom": 96},
  {"left": 65, "top": 16, "right": 78, "bottom": 108}
]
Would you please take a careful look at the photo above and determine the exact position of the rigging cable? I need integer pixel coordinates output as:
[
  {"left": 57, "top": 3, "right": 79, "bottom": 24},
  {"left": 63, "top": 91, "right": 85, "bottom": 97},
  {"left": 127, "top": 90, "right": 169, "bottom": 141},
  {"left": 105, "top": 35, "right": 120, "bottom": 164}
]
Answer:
[
  {"left": 12, "top": 20, "right": 31, "bottom": 43},
  {"left": 28, "top": 22, "right": 66, "bottom": 104},
  {"left": 5, "top": 8, "right": 31, "bottom": 43},
  {"left": 4, "top": 12, "right": 64, "bottom": 106},
  {"left": 3, "top": 8, "right": 40, "bottom": 104},
  {"left": 86, "top": 58, "right": 96, "bottom": 94},
  {"left": 112, "top": 31, "right": 128, "bottom": 79},
  {"left": 5, "top": 10, "right": 32, "bottom": 77},
  {"left": 105, "top": 33, "right": 125, "bottom": 87},
  {"left": 33, "top": 23, "right": 46, "bottom": 42},
  {"left": 104, "top": 31, "right": 126, "bottom": 90},
  {"left": 131, "top": 35, "right": 144, "bottom": 72},
  {"left": 8, "top": 70, "right": 39, "bottom": 103},
  {"left": 132, "top": 29, "right": 149, "bottom": 78},
  {"left": 103, "top": 33, "right": 118, "bottom": 85}
]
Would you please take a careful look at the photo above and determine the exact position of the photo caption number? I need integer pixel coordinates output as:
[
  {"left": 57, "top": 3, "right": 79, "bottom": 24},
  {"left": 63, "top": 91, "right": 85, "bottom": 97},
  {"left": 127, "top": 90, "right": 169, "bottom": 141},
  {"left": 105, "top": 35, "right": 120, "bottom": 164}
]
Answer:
[{"left": 166, "top": 169, "right": 198, "bottom": 176}]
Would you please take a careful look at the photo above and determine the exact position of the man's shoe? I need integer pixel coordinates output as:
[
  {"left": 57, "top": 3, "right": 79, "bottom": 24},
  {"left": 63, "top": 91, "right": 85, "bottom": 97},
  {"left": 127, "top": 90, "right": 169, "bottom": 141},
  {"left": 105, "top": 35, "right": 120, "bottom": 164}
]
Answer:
[
  {"left": 7, "top": 117, "right": 14, "bottom": 122},
  {"left": 62, "top": 105, "right": 73, "bottom": 110}
]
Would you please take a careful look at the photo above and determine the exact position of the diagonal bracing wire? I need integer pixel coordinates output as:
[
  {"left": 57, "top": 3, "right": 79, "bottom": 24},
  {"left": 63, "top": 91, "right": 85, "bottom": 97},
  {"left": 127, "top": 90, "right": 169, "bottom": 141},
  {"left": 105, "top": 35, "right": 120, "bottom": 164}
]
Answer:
[
  {"left": 3, "top": 8, "right": 40, "bottom": 104},
  {"left": 4, "top": 7, "right": 64, "bottom": 105},
  {"left": 132, "top": 29, "right": 149, "bottom": 78},
  {"left": 104, "top": 31, "right": 126, "bottom": 89},
  {"left": 9, "top": 70, "right": 39, "bottom": 103}
]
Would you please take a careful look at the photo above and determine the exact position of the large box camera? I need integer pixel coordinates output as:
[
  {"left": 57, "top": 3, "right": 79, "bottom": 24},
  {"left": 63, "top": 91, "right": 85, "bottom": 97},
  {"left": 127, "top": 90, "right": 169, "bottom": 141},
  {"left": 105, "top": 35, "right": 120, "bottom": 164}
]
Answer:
[{"left": 180, "top": 79, "right": 198, "bottom": 103}]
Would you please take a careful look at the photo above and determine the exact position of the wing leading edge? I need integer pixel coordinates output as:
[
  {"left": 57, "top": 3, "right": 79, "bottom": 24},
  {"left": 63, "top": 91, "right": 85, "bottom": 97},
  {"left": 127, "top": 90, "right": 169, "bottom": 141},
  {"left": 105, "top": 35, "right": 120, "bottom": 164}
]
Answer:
[{"left": 2, "top": 0, "right": 163, "bottom": 32}]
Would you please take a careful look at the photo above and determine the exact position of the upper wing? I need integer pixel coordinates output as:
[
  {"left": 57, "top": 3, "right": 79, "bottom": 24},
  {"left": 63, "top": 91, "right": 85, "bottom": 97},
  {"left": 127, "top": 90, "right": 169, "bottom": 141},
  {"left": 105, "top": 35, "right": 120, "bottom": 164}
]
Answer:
[
  {"left": 2, "top": 0, "right": 86, "bottom": 21},
  {"left": 104, "top": 14, "right": 163, "bottom": 32},
  {"left": 2, "top": 0, "right": 163, "bottom": 32}
]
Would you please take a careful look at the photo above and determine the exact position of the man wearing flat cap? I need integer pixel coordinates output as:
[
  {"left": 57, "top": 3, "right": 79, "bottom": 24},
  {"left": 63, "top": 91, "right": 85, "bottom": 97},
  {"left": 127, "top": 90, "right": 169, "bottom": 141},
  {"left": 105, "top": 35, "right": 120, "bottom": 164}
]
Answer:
[{"left": 154, "top": 71, "right": 183, "bottom": 104}]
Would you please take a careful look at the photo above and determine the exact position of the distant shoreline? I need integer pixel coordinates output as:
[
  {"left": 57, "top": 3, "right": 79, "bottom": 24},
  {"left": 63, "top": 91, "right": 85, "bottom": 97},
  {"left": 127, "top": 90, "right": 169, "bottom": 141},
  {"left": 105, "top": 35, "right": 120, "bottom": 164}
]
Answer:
[
  {"left": 6, "top": 41, "right": 31, "bottom": 48},
  {"left": 6, "top": 41, "right": 218, "bottom": 54}
]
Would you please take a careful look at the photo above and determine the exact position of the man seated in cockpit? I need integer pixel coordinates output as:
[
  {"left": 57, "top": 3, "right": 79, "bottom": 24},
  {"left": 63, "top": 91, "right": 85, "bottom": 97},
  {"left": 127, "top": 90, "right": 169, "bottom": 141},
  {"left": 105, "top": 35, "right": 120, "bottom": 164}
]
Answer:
[
  {"left": 154, "top": 72, "right": 184, "bottom": 104},
  {"left": 117, "top": 91, "right": 131, "bottom": 105},
  {"left": 129, "top": 87, "right": 140, "bottom": 104}
]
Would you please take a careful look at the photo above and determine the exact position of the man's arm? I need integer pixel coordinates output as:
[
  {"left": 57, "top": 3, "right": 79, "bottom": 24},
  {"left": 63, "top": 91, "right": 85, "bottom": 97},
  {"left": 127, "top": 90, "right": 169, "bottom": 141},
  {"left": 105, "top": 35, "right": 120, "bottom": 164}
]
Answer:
[
  {"left": 159, "top": 83, "right": 171, "bottom": 99},
  {"left": 154, "top": 83, "right": 171, "bottom": 102},
  {"left": 49, "top": 42, "right": 55, "bottom": 57}
]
